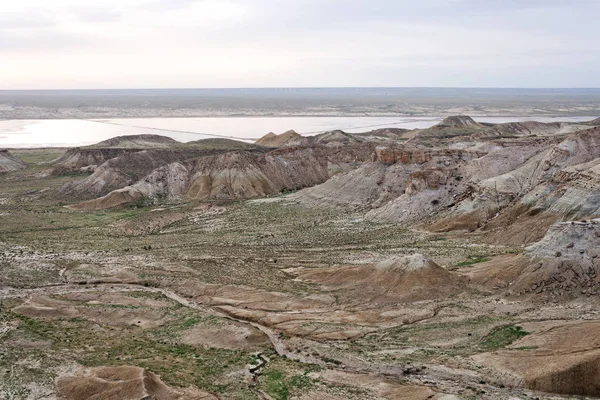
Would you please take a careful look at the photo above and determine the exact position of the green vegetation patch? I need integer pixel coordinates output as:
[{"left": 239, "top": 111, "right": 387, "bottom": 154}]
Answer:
[
  {"left": 257, "top": 357, "right": 328, "bottom": 400},
  {"left": 263, "top": 369, "right": 291, "bottom": 400},
  {"left": 451, "top": 256, "right": 491, "bottom": 269},
  {"left": 480, "top": 324, "right": 529, "bottom": 350}
]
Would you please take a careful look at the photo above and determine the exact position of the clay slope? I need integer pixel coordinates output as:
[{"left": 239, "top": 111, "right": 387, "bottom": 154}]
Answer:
[
  {"left": 584, "top": 116, "right": 600, "bottom": 125},
  {"left": 291, "top": 145, "right": 485, "bottom": 211},
  {"left": 255, "top": 130, "right": 301, "bottom": 147},
  {"left": 52, "top": 148, "right": 142, "bottom": 175},
  {"left": 477, "top": 121, "right": 563, "bottom": 137},
  {"left": 291, "top": 124, "right": 600, "bottom": 246},
  {"left": 354, "top": 127, "right": 409, "bottom": 140},
  {"left": 0, "top": 150, "right": 26, "bottom": 172},
  {"left": 474, "top": 321, "right": 600, "bottom": 397},
  {"left": 58, "top": 366, "right": 216, "bottom": 400},
  {"left": 299, "top": 254, "right": 465, "bottom": 304},
  {"left": 58, "top": 148, "right": 265, "bottom": 201},
  {"left": 289, "top": 161, "right": 408, "bottom": 209},
  {"left": 474, "top": 127, "right": 600, "bottom": 243},
  {"left": 68, "top": 144, "right": 374, "bottom": 210},
  {"left": 52, "top": 136, "right": 258, "bottom": 176},
  {"left": 372, "top": 127, "right": 600, "bottom": 241}
]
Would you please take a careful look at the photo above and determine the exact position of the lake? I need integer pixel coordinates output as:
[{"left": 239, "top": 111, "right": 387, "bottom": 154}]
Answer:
[{"left": 0, "top": 116, "right": 596, "bottom": 148}]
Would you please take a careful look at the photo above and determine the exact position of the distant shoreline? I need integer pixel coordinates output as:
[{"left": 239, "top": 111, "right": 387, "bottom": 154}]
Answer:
[
  {"left": 0, "top": 113, "right": 597, "bottom": 121},
  {"left": 1, "top": 87, "right": 599, "bottom": 120}
]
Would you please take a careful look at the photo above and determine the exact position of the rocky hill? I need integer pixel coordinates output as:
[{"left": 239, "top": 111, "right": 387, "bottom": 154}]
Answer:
[
  {"left": 87, "top": 134, "right": 179, "bottom": 149},
  {"left": 52, "top": 148, "right": 142, "bottom": 175},
  {"left": 300, "top": 254, "right": 465, "bottom": 304},
  {"left": 52, "top": 136, "right": 260, "bottom": 176},
  {"left": 66, "top": 143, "right": 374, "bottom": 210},
  {"left": 58, "top": 148, "right": 267, "bottom": 201},
  {"left": 436, "top": 115, "right": 483, "bottom": 128},
  {"left": 255, "top": 130, "right": 301, "bottom": 147},
  {"left": 475, "top": 121, "right": 591, "bottom": 138}
]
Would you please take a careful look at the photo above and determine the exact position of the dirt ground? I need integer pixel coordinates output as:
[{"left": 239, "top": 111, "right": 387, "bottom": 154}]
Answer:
[{"left": 1, "top": 149, "right": 599, "bottom": 400}]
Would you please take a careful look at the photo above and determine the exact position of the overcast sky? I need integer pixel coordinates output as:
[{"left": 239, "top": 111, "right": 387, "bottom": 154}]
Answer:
[{"left": 1, "top": 0, "right": 599, "bottom": 89}]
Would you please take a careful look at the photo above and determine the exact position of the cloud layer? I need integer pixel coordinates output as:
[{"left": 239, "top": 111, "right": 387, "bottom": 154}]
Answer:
[{"left": 1, "top": 0, "right": 598, "bottom": 89}]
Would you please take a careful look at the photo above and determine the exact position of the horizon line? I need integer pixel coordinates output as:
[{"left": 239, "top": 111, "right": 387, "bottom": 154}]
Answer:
[{"left": 2, "top": 86, "right": 600, "bottom": 92}]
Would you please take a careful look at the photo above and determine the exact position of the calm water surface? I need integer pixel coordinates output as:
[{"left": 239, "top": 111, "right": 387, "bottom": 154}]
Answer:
[{"left": 0, "top": 116, "right": 596, "bottom": 148}]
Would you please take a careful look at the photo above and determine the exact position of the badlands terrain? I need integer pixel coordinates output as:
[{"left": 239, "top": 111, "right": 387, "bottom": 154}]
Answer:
[{"left": 1, "top": 115, "right": 600, "bottom": 399}]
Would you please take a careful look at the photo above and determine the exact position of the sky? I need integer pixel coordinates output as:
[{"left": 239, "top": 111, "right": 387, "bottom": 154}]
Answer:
[{"left": 0, "top": 0, "right": 599, "bottom": 89}]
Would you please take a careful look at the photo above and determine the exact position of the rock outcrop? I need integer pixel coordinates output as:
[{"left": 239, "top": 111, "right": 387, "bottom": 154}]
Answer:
[
  {"left": 292, "top": 146, "right": 484, "bottom": 211},
  {"left": 384, "top": 128, "right": 600, "bottom": 236},
  {"left": 52, "top": 136, "right": 261, "bottom": 176},
  {"left": 0, "top": 150, "right": 26, "bottom": 172},
  {"left": 509, "top": 220, "right": 600, "bottom": 296}
]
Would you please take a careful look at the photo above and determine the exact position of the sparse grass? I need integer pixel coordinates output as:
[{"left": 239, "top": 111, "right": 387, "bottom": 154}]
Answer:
[
  {"left": 10, "top": 149, "right": 67, "bottom": 164},
  {"left": 5, "top": 297, "right": 260, "bottom": 398},
  {"left": 0, "top": 166, "right": 529, "bottom": 398},
  {"left": 345, "top": 314, "right": 513, "bottom": 365}
]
